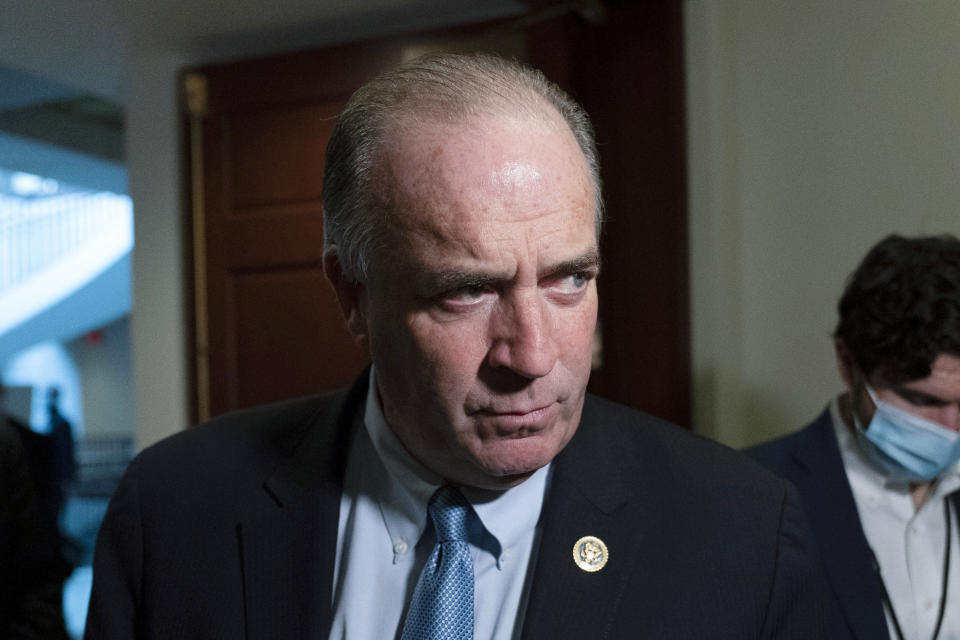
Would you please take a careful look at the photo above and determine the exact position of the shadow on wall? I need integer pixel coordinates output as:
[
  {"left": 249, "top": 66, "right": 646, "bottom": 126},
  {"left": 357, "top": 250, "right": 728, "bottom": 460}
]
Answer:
[{"left": 693, "top": 364, "right": 832, "bottom": 450}]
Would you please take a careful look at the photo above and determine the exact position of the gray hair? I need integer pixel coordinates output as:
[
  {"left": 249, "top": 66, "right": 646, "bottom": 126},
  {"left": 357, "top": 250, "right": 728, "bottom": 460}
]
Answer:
[{"left": 322, "top": 52, "right": 604, "bottom": 282}]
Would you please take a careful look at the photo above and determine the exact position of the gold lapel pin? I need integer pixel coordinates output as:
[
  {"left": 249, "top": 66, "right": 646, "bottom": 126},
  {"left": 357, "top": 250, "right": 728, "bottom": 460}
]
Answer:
[{"left": 572, "top": 535, "right": 609, "bottom": 572}]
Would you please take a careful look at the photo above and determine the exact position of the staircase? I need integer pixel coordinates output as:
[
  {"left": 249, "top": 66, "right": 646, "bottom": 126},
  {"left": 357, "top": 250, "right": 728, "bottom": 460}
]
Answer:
[{"left": 0, "top": 189, "right": 132, "bottom": 359}]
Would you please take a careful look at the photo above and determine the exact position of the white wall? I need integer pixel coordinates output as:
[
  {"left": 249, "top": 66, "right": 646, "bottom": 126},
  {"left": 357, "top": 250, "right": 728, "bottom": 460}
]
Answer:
[
  {"left": 67, "top": 316, "right": 134, "bottom": 437},
  {"left": 125, "top": 48, "right": 192, "bottom": 449},
  {"left": 685, "top": 1, "right": 960, "bottom": 448}
]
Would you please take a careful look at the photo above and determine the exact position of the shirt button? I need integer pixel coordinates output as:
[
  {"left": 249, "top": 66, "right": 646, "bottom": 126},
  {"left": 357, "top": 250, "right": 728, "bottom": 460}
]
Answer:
[
  {"left": 925, "top": 599, "right": 935, "bottom": 611},
  {"left": 393, "top": 539, "right": 408, "bottom": 554}
]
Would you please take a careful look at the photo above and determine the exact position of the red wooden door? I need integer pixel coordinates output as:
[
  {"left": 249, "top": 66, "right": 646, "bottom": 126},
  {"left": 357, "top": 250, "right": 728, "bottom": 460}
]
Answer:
[{"left": 186, "top": 43, "right": 405, "bottom": 419}]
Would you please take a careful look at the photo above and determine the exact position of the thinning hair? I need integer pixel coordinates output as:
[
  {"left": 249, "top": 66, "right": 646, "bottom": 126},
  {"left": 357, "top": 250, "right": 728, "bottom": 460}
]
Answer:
[
  {"left": 322, "top": 52, "right": 603, "bottom": 282},
  {"left": 835, "top": 233, "right": 960, "bottom": 385}
]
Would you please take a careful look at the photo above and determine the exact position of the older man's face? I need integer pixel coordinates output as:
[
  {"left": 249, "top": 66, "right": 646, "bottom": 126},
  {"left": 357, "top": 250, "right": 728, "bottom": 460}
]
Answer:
[{"left": 352, "top": 111, "right": 598, "bottom": 490}]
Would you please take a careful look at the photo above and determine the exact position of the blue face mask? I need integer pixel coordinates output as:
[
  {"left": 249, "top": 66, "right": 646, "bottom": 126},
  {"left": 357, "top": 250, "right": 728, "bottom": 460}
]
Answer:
[{"left": 853, "top": 385, "right": 960, "bottom": 483}]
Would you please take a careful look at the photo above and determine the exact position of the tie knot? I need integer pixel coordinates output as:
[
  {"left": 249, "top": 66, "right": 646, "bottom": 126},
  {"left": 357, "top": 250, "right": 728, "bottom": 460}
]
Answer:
[{"left": 428, "top": 486, "right": 470, "bottom": 543}]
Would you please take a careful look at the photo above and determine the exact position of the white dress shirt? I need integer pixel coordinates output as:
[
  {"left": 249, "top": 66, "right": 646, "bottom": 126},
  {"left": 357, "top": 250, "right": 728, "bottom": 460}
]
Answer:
[
  {"left": 832, "top": 398, "right": 960, "bottom": 640},
  {"left": 328, "top": 368, "right": 550, "bottom": 640}
]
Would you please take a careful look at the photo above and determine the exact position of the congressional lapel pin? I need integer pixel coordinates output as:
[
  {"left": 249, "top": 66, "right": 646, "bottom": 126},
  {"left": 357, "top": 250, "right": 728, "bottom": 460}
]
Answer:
[{"left": 572, "top": 535, "right": 609, "bottom": 572}]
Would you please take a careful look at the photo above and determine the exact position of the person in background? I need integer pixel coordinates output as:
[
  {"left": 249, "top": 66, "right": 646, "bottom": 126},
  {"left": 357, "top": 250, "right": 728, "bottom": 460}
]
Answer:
[
  {"left": 0, "top": 383, "right": 71, "bottom": 639},
  {"left": 45, "top": 388, "right": 75, "bottom": 530},
  {"left": 86, "top": 52, "right": 824, "bottom": 639},
  {"left": 748, "top": 234, "right": 960, "bottom": 640}
]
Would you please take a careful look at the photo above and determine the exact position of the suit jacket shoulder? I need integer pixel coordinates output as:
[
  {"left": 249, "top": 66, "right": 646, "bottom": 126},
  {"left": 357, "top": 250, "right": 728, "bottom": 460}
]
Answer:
[
  {"left": 521, "top": 395, "right": 825, "bottom": 639},
  {"left": 744, "top": 408, "right": 889, "bottom": 640},
  {"left": 585, "top": 394, "right": 786, "bottom": 492},
  {"left": 136, "top": 390, "right": 351, "bottom": 490},
  {"left": 85, "top": 379, "right": 368, "bottom": 640}
]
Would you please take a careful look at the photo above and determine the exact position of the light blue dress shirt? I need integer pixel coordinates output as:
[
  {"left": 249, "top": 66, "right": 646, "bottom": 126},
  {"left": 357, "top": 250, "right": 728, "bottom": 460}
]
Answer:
[{"left": 328, "top": 368, "right": 550, "bottom": 639}]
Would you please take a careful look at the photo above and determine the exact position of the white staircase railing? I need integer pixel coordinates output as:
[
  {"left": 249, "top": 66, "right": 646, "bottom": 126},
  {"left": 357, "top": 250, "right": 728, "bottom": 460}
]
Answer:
[
  {"left": 1, "top": 192, "right": 131, "bottom": 293},
  {"left": 0, "top": 191, "right": 132, "bottom": 334}
]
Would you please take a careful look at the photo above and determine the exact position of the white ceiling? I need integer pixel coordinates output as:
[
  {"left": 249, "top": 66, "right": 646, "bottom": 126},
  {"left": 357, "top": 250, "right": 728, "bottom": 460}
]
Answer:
[{"left": 0, "top": 0, "right": 528, "bottom": 103}]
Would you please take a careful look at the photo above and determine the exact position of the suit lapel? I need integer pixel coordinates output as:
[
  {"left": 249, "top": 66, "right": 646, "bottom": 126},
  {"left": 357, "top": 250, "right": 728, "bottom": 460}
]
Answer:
[
  {"left": 240, "top": 479, "right": 342, "bottom": 640},
  {"left": 521, "top": 397, "right": 645, "bottom": 640},
  {"left": 239, "top": 374, "right": 368, "bottom": 640},
  {"left": 791, "top": 411, "right": 890, "bottom": 640}
]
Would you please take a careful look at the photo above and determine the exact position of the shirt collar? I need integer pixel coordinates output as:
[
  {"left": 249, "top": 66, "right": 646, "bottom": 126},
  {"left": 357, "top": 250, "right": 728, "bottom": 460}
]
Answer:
[
  {"left": 363, "top": 367, "right": 550, "bottom": 567},
  {"left": 831, "top": 395, "right": 894, "bottom": 491}
]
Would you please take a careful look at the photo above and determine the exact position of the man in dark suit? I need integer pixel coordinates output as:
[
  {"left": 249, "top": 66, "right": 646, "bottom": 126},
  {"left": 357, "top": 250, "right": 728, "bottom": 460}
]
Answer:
[
  {"left": 85, "top": 53, "right": 823, "bottom": 639},
  {"left": 1, "top": 386, "right": 71, "bottom": 639},
  {"left": 748, "top": 235, "right": 960, "bottom": 640}
]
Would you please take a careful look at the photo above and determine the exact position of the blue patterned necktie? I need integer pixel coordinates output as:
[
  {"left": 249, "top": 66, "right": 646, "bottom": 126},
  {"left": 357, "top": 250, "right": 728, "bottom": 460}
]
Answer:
[{"left": 401, "top": 485, "right": 475, "bottom": 640}]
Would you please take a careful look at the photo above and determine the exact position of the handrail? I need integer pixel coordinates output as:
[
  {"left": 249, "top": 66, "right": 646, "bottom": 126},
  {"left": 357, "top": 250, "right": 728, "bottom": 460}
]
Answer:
[{"left": 0, "top": 192, "right": 132, "bottom": 295}]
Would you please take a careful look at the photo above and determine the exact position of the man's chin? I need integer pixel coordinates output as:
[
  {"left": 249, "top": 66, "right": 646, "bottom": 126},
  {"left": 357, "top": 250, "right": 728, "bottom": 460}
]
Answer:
[
  {"left": 458, "top": 468, "right": 538, "bottom": 492},
  {"left": 445, "top": 426, "right": 577, "bottom": 489},
  {"left": 439, "top": 450, "right": 544, "bottom": 490},
  {"left": 463, "top": 450, "right": 555, "bottom": 490}
]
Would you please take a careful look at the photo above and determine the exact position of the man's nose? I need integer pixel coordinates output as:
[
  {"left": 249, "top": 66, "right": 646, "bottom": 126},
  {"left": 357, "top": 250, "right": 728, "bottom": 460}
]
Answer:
[{"left": 486, "top": 291, "right": 557, "bottom": 379}]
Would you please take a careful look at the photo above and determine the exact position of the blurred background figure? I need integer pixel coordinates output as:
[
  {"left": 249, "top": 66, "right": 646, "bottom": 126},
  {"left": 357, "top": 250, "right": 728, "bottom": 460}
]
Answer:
[
  {"left": 46, "top": 388, "right": 76, "bottom": 535},
  {"left": 1, "top": 382, "right": 71, "bottom": 639}
]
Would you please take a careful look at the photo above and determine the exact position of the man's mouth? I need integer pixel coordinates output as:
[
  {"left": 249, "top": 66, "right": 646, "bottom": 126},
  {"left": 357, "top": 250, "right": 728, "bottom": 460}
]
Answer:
[{"left": 472, "top": 404, "right": 554, "bottom": 433}]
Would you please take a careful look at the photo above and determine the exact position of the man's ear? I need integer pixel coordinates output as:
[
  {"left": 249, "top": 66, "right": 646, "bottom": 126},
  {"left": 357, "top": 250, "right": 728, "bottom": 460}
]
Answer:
[
  {"left": 323, "top": 251, "right": 369, "bottom": 348},
  {"left": 834, "top": 338, "right": 855, "bottom": 390}
]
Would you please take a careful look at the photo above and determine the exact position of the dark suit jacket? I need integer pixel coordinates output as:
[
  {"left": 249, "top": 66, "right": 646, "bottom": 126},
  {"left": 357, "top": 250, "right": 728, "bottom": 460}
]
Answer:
[
  {"left": 85, "top": 375, "right": 824, "bottom": 639},
  {"left": 0, "top": 417, "right": 71, "bottom": 639},
  {"left": 746, "top": 408, "right": 891, "bottom": 640}
]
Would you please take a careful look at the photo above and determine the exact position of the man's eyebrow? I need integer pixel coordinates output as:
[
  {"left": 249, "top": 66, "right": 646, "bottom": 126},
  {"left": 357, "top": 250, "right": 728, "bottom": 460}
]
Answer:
[
  {"left": 891, "top": 385, "right": 950, "bottom": 406},
  {"left": 416, "top": 269, "right": 504, "bottom": 293},
  {"left": 415, "top": 250, "right": 601, "bottom": 293},
  {"left": 544, "top": 251, "right": 602, "bottom": 277}
]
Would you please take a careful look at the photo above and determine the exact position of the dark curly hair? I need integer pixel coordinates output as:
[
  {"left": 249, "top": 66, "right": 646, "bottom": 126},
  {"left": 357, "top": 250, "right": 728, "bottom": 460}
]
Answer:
[{"left": 835, "top": 234, "right": 960, "bottom": 385}]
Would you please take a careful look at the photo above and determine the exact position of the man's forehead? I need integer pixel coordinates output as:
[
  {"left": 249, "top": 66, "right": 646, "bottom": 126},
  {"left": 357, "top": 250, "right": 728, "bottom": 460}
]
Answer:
[
  {"left": 382, "top": 108, "right": 582, "bottom": 168},
  {"left": 881, "top": 353, "right": 960, "bottom": 395},
  {"left": 380, "top": 114, "right": 590, "bottom": 203},
  {"left": 367, "top": 108, "right": 597, "bottom": 277}
]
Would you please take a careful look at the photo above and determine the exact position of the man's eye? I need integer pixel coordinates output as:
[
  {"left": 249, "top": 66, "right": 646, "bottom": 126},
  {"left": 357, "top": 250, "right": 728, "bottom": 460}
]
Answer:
[
  {"left": 906, "top": 395, "right": 948, "bottom": 408},
  {"left": 446, "top": 283, "right": 488, "bottom": 303},
  {"left": 893, "top": 387, "right": 948, "bottom": 407},
  {"left": 557, "top": 271, "right": 591, "bottom": 292}
]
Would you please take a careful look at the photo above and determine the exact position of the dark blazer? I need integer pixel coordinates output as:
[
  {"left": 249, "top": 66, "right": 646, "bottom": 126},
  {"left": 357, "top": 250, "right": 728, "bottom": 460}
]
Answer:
[
  {"left": 85, "top": 375, "right": 824, "bottom": 639},
  {"left": 0, "top": 417, "right": 71, "bottom": 639},
  {"left": 746, "top": 408, "right": 890, "bottom": 640}
]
